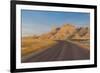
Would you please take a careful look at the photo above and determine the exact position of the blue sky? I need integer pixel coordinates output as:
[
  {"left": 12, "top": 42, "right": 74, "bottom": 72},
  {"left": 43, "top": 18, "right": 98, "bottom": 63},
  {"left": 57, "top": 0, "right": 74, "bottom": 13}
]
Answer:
[{"left": 21, "top": 10, "right": 90, "bottom": 36}]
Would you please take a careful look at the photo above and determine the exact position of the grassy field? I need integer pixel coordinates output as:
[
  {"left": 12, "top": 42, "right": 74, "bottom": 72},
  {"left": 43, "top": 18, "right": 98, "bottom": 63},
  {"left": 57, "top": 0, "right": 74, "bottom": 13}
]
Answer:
[{"left": 21, "top": 37, "right": 57, "bottom": 57}]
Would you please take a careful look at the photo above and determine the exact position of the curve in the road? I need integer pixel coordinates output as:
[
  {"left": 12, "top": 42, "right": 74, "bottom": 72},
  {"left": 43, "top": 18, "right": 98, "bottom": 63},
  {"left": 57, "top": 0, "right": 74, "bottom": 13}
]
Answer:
[{"left": 22, "top": 40, "right": 90, "bottom": 63}]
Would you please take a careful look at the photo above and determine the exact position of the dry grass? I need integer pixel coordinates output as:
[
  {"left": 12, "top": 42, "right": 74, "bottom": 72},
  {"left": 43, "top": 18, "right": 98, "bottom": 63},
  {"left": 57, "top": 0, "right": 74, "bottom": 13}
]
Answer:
[
  {"left": 67, "top": 40, "right": 90, "bottom": 50},
  {"left": 21, "top": 37, "right": 57, "bottom": 57}
]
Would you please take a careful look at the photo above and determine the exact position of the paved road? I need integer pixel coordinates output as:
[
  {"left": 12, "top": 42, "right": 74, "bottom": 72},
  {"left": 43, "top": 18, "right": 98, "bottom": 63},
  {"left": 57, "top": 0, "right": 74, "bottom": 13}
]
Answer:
[{"left": 22, "top": 40, "right": 90, "bottom": 63}]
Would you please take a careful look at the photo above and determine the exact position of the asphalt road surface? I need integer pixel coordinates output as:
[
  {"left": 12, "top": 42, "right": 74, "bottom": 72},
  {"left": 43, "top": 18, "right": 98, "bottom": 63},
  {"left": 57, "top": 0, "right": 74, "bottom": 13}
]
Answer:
[{"left": 22, "top": 40, "right": 90, "bottom": 63}]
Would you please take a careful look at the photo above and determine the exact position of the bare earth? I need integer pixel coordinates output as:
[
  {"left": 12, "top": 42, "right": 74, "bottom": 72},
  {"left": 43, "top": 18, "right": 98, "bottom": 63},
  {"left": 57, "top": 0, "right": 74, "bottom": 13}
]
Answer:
[{"left": 21, "top": 40, "right": 90, "bottom": 63}]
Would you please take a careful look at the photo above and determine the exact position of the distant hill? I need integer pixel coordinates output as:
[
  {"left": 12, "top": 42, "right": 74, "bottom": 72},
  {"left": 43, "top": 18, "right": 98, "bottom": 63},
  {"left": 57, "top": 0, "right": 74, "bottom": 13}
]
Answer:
[
  {"left": 71, "top": 27, "right": 90, "bottom": 40},
  {"left": 35, "top": 24, "right": 90, "bottom": 40}
]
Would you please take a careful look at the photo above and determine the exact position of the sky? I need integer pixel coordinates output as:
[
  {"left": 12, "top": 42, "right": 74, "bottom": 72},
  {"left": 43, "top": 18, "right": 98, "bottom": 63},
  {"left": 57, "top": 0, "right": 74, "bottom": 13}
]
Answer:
[{"left": 21, "top": 10, "right": 90, "bottom": 36}]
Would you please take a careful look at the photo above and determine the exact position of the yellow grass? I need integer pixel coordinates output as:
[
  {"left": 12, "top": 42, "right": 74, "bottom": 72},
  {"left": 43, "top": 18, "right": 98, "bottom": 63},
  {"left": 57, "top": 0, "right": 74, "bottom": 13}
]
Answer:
[
  {"left": 67, "top": 40, "right": 90, "bottom": 50},
  {"left": 21, "top": 37, "right": 57, "bottom": 56}
]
